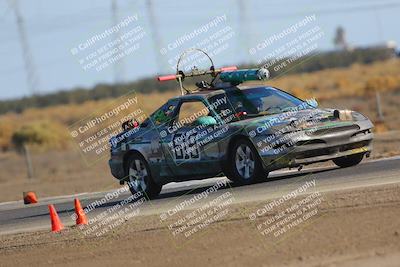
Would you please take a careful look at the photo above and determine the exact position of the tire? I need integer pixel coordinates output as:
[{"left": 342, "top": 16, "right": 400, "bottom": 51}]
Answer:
[
  {"left": 333, "top": 153, "right": 364, "bottom": 168},
  {"left": 226, "top": 138, "right": 268, "bottom": 184},
  {"left": 125, "top": 153, "right": 162, "bottom": 199}
]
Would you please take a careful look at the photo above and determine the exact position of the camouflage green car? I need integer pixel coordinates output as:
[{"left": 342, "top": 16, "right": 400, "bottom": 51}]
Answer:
[{"left": 109, "top": 85, "right": 373, "bottom": 198}]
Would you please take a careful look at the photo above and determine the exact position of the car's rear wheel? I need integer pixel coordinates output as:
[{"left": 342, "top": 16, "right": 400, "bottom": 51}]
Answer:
[
  {"left": 226, "top": 138, "right": 268, "bottom": 184},
  {"left": 332, "top": 153, "right": 364, "bottom": 168},
  {"left": 125, "top": 153, "right": 162, "bottom": 199}
]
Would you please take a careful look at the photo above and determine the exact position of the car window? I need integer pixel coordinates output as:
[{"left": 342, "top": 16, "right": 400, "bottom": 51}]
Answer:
[
  {"left": 176, "top": 101, "right": 210, "bottom": 126},
  {"left": 209, "top": 87, "right": 308, "bottom": 117},
  {"left": 149, "top": 100, "right": 179, "bottom": 126},
  {"left": 206, "top": 93, "right": 236, "bottom": 123}
]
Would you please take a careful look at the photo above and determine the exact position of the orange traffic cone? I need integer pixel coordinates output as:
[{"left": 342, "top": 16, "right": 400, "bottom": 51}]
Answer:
[
  {"left": 48, "top": 204, "right": 64, "bottom": 232},
  {"left": 23, "top": 191, "right": 38, "bottom": 204},
  {"left": 74, "top": 198, "right": 88, "bottom": 225}
]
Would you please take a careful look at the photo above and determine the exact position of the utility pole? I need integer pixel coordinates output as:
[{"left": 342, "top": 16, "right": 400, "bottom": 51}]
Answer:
[
  {"left": 111, "top": 0, "right": 124, "bottom": 83},
  {"left": 9, "top": 0, "right": 40, "bottom": 95},
  {"left": 333, "top": 26, "right": 349, "bottom": 51},
  {"left": 146, "top": 0, "right": 164, "bottom": 74}
]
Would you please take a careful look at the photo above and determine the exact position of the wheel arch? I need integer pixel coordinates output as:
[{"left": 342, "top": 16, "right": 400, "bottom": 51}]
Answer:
[
  {"left": 123, "top": 149, "right": 147, "bottom": 175},
  {"left": 224, "top": 133, "right": 265, "bottom": 170},
  {"left": 225, "top": 134, "right": 258, "bottom": 160},
  {"left": 227, "top": 135, "right": 246, "bottom": 158},
  {"left": 222, "top": 134, "right": 268, "bottom": 182}
]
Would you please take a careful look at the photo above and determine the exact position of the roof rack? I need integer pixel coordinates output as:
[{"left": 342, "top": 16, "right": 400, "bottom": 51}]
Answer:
[{"left": 157, "top": 48, "right": 269, "bottom": 95}]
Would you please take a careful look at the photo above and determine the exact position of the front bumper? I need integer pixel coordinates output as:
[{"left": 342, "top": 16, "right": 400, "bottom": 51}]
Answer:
[
  {"left": 256, "top": 122, "right": 373, "bottom": 170},
  {"left": 109, "top": 157, "right": 125, "bottom": 180}
]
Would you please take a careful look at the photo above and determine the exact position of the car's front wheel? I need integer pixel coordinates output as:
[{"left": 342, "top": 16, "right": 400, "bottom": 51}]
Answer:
[
  {"left": 226, "top": 138, "right": 268, "bottom": 184},
  {"left": 125, "top": 153, "right": 162, "bottom": 199},
  {"left": 332, "top": 153, "right": 364, "bottom": 168}
]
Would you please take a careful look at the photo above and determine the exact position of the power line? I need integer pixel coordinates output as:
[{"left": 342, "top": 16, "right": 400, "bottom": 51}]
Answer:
[
  {"left": 1, "top": 0, "right": 400, "bottom": 79},
  {"left": 1, "top": 1, "right": 399, "bottom": 40}
]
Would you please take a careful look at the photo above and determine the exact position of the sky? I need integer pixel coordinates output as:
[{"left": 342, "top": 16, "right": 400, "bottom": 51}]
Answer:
[{"left": 0, "top": 0, "right": 399, "bottom": 100}]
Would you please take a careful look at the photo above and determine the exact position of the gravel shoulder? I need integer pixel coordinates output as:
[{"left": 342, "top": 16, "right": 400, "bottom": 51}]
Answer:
[{"left": 1, "top": 183, "right": 399, "bottom": 267}]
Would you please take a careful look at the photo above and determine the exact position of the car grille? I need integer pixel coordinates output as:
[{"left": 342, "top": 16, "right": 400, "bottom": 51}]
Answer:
[
  {"left": 296, "top": 139, "right": 326, "bottom": 146},
  {"left": 308, "top": 125, "right": 360, "bottom": 136},
  {"left": 295, "top": 140, "right": 370, "bottom": 159}
]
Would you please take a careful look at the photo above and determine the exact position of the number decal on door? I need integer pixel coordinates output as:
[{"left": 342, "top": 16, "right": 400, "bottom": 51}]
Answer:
[{"left": 173, "top": 132, "right": 200, "bottom": 161}]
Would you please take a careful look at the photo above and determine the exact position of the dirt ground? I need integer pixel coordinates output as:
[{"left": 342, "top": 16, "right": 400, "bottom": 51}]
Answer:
[{"left": 0, "top": 183, "right": 399, "bottom": 267}]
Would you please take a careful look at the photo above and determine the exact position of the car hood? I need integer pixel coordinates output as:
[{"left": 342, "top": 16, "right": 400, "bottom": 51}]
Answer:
[{"left": 230, "top": 108, "right": 353, "bottom": 133}]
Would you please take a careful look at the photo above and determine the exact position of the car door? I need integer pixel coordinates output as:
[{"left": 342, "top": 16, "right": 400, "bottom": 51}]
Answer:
[
  {"left": 146, "top": 99, "right": 180, "bottom": 178},
  {"left": 162, "top": 98, "right": 223, "bottom": 179}
]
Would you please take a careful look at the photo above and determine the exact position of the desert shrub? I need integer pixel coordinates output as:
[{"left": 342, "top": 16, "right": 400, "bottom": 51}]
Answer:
[
  {"left": 0, "top": 123, "right": 13, "bottom": 151},
  {"left": 364, "top": 76, "right": 400, "bottom": 95},
  {"left": 11, "top": 121, "right": 70, "bottom": 151},
  {"left": 334, "top": 77, "right": 350, "bottom": 90},
  {"left": 291, "top": 87, "right": 312, "bottom": 99}
]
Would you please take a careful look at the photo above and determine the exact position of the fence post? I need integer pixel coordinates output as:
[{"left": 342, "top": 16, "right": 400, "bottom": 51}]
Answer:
[
  {"left": 23, "top": 143, "right": 34, "bottom": 179},
  {"left": 375, "top": 91, "right": 384, "bottom": 121}
]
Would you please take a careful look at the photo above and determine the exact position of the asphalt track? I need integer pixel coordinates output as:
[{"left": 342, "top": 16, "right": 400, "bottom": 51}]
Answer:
[{"left": 1, "top": 156, "right": 400, "bottom": 236}]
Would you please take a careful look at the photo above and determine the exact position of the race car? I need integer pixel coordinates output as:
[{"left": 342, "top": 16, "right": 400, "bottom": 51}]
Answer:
[{"left": 109, "top": 55, "right": 373, "bottom": 198}]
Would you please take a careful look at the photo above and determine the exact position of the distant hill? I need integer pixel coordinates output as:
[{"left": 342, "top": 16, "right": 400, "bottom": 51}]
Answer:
[{"left": 0, "top": 47, "right": 396, "bottom": 115}]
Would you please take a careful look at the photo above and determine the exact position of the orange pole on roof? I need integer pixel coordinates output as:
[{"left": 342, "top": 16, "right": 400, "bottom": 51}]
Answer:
[{"left": 157, "top": 66, "right": 238, "bottom": 82}]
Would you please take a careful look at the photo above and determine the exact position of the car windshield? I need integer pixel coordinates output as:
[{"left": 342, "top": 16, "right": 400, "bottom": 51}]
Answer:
[{"left": 208, "top": 87, "right": 311, "bottom": 119}]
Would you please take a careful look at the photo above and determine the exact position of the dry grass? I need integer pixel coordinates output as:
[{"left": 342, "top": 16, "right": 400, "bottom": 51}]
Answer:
[
  {"left": 0, "top": 91, "right": 178, "bottom": 151},
  {"left": 264, "top": 58, "right": 400, "bottom": 100}
]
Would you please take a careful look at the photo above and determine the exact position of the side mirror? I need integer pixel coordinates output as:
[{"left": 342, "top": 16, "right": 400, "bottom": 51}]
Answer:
[{"left": 194, "top": 116, "right": 217, "bottom": 126}]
